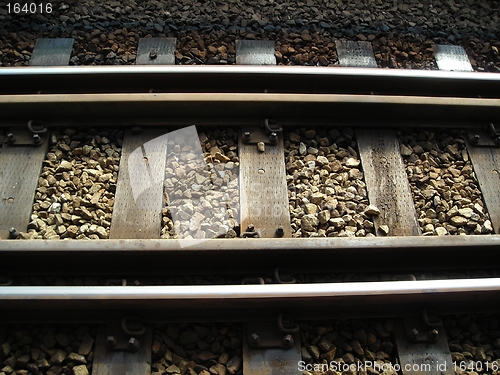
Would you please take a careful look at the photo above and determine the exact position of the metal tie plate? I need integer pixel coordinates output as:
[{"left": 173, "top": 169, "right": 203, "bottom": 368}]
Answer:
[
  {"left": 136, "top": 38, "right": 176, "bottom": 65},
  {"left": 93, "top": 323, "right": 152, "bottom": 375},
  {"left": 335, "top": 40, "right": 377, "bottom": 68},
  {"left": 433, "top": 45, "right": 473, "bottom": 72},
  {"left": 243, "top": 319, "right": 302, "bottom": 375},
  {"left": 29, "top": 38, "right": 74, "bottom": 66},
  {"left": 395, "top": 317, "right": 454, "bottom": 375},
  {"left": 236, "top": 40, "right": 276, "bottom": 65}
]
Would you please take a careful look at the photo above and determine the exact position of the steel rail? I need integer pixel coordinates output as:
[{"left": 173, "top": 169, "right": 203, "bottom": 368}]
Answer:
[
  {"left": 0, "top": 93, "right": 499, "bottom": 124},
  {"left": 2, "top": 234, "right": 500, "bottom": 251},
  {"left": 1, "top": 66, "right": 500, "bottom": 97},
  {"left": 1, "top": 278, "right": 500, "bottom": 321},
  {"left": 1, "top": 236, "right": 500, "bottom": 275}
]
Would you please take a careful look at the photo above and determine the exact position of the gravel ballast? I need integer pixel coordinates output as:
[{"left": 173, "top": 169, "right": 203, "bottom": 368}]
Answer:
[
  {"left": 152, "top": 323, "right": 242, "bottom": 375},
  {"left": 1, "top": 324, "right": 95, "bottom": 375},
  {"left": 301, "top": 319, "right": 397, "bottom": 375},
  {"left": 19, "top": 128, "right": 122, "bottom": 240},
  {"left": 399, "top": 129, "right": 493, "bottom": 236},
  {"left": 445, "top": 314, "right": 500, "bottom": 375},
  {"left": 161, "top": 128, "right": 240, "bottom": 239},
  {"left": 0, "top": 1, "right": 498, "bottom": 71},
  {"left": 285, "top": 127, "right": 375, "bottom": 238}
]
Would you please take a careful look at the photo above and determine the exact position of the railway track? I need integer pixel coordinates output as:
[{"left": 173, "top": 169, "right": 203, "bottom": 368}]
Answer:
[{"left": 1, "top": 37, "right": 500, "bottom": 375}]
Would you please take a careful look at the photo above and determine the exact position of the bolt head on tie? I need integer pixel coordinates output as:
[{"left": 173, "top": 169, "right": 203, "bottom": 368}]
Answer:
[
  {"left": 408, "top": 328, "right": 419, "bottom": 341},
  {"left": 495, "top": 136, "right": 500, "bottom": 146},
  {"left": 7, "top": 133, "right": 15, "bottom": 144},
  {"left": 249, "top": 333, "right": 260, "bottom": 346},
  {"left": 276, "top": 225, "right": 284, "bottom": 237},
  {"left": 246, "top": 224, "right": 255, "bottom": 232},
  {"left": 243, "top": 131, "right": 251, "bottom": 142},
  {"left": 128, "top": 337, "right": 140, "bottom": 351},
  {"left": 283, "top": 334, "right": 294, "bottom": 348},
  {"left": 428, "top": 329, "right": 439, "bottom": 341},
  {"left": 8, "top": 227, "right": 19, "bottom": 239},
  {"left": 149, "top": 50, "right": 157, "bottom": 60},
  {"left": 472, "top": 134, "right": 480, "bottom": 144},
  {"left": 106, "top": 336, "right": 117, "bottom": 348},
  {"left": 269, "top": 132, "right": 278, "bottom": 144},
  {"left": 33, "top": 134, "right": 42, "bottom": 145}
]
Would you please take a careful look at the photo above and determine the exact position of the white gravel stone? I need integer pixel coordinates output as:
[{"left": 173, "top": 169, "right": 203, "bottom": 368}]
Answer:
[
  {"left": 73, "top": 364, "right": 89, "bottom": 375},
  {"left": 378, "top": 225, "right": 390, "bottom": 235},
  {"left": 365, "top": 205, "right": 381, "bottom": 216},
  {"left": 330, "top": 218, "right": 345, "bottom": 229},
  {"left": 301, "top": 214, "right": 319, "bottom": 231},
  {"left": 483, "top": 220, "right": 493, "bottom": 233},
  {"left": 318, "top": 210, "right": 331, "bottom": 224},
  {"left": 458, "top": 208, "right": 473, "bottom": 218},
  {"left": 450, "top": 216, "right": 468, "bottom": 226},
  {"left": 346, "top": 158, "right": 360, "bottom": 167},
  {"left": 435, "top": 227, "right": 448, "bottom": 236}
]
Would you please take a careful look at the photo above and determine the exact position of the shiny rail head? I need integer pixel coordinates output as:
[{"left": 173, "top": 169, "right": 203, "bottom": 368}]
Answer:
[
  {"left": 2, "top": 278, "right": 500, "bottom": 299},
  {"left": 1, "top": 65, "right": 500, "bottom": 81}
]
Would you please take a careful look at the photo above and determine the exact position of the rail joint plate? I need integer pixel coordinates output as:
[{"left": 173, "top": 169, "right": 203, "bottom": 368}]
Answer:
[
  {"left": 244, "top": 316, "right": 301, "bottom": 375},
  {"left": 395, "top": 312, "right": 453, "bottom": 375},
  {"left": 93, "top": 321, "right": 152, "bottom": 375},
  {"left": 467, "top": 123, "right": 500, "bottom": 147}
]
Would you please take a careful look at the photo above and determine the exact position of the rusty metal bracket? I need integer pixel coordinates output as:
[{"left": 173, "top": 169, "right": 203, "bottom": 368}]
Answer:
[
  {"left": 467, "top": 123, "right": 500, "bottom": 147},
  {"left": 403, "top": 310, "right": 442, "bottom": 343},
  {"left": 2, "top": 120, "right": 47, "bottom": 147},
  {"left": 241, "top": 269, "right": 297, "bottom": 285},
  {"left": 241, "top": 267, "right": 297, "bottom": 286},
  {"left": 395, "top": 311, "right": 453, "bottom": 375},
  {"left": 244, "top": 314, "right": 302, "bottom": 375},
  {"left": 247, "top": 314, "right": 299, "bottom": 350},
  {"left": 0, "top": 276, "right": 13, "bottom": 286},
  {"left": 263, "top": 118, "right": 282, "bottom": 134},
  {"left": 105, "top": 317, "right": 145, "bottom": 352},
  {"left": 94, "top": 322, "right": 152, "bottom": 374},
  {"left": 273, "top": 268, "right": 297, "bottom": 284},
  {"left": 241, "top": 119, "right": 282, "bottom": 145}
]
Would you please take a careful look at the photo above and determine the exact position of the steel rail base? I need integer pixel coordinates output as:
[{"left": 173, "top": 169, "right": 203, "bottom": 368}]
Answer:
[
  {"left": 1, "top": 236, "right": 500, "bottom": 275},
  {"left": 1, "top": 278, "right": 500, "bottom": 322},
  {"left": 0, "top": 93, "right": 499, "bottom": 124}
]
